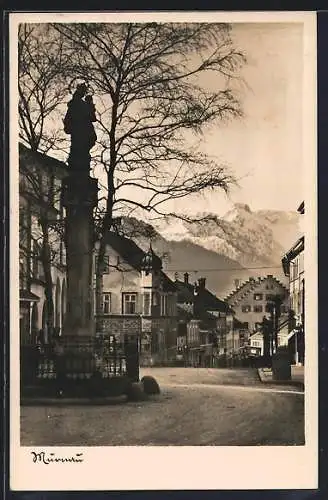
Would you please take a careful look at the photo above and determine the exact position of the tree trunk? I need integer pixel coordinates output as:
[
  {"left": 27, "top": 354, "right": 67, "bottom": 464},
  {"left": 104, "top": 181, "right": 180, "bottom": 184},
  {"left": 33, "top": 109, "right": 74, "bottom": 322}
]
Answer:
[
  {"left": 40, "top": 218, "right": 55, "bottom": 342},
  {"left": 95, "top": 230, "right": 107, "bottom": 332},
  {"left": 95, "top": 95, "right": 118, "bottom": 332},
  {"left": 95, "top": 188, "right": 114, "bottom": 332}
]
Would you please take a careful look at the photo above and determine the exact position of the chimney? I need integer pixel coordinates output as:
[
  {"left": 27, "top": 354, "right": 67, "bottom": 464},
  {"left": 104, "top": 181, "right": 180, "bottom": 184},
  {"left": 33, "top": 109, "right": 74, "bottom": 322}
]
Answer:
[
  {"left": 174, "top": 272, "right": 179, "bottom": 281},
  {"left": 234, "top": 279, "right": 240, "bottom": 289},
  {"left": 198, "top": 277, "right": 206, "bottom": 290},
  {"left": 184, "top": 272, "right": 189, "bottom": 284}
]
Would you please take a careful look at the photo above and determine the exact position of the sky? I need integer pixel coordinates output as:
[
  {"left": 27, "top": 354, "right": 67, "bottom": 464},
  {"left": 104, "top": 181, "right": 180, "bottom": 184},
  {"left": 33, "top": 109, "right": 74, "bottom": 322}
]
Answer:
[
  {"left": 19, "top": 20, "right": 306, "bottom": 219},
  {"left": 168, "top": 22, "right": 304, "bottom": 217}
]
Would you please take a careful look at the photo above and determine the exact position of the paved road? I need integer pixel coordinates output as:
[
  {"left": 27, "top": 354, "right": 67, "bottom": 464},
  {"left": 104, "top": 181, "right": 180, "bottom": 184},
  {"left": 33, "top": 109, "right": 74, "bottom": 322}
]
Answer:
[
  {"left": 21, "top": 368, "right": 304, "bottom": 446},
  {"left": 142, "top": 367, "right": 267, "bottom": 387}
]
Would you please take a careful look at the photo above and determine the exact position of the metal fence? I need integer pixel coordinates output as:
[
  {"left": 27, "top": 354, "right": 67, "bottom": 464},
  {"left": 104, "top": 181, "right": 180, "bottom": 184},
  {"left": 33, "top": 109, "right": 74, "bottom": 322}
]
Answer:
[{"left": 21, "top": 334, "right": 139, "bottom": 387}]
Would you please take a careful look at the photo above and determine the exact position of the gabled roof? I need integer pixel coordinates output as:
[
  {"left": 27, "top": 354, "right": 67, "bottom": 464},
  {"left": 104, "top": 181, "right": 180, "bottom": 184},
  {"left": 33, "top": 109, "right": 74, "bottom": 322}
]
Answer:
[
  {"left": 160, "top": 270, "right": 177, "bottom": 292},
  {"left": 282, "top": 236, "right": 305, "bottom": 275},
  {"left": 19, "top": 142, "right": 68, "bottom": 177},
  {"left": 177, "top": 304, "right": 193, "bottom": 320},
  {"left": 174, "top": 280, "right": 195, "bottom": 304},
  {"left": 225, "top": 275, "right": 288, "bottom": 307},
  {"left": 249, "top": 331, "right": 263, "bottom": 341},
  {"left": 104, "top": 232, "right": 162, "bottom": 271},
  {"left": 175, "top": 279, "right": 232, "bottom": 313},
  {"left": 103, "top": 232, "right": 176, "bottom": 292},
  {"left": 20, "top": 289, "right": 40, "bottom": 302}
]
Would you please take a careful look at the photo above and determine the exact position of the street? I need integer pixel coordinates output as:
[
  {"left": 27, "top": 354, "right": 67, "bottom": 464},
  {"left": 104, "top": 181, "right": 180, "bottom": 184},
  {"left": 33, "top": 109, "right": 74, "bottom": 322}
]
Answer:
[{"left": 20, "top": 368, "right": 304, "bottom": 446}]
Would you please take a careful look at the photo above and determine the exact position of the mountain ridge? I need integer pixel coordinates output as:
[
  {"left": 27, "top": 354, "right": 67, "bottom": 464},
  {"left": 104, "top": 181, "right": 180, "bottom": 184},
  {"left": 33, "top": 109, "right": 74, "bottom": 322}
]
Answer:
[{"left": 117, "top": 204, "right": 301, "bottom": 297}]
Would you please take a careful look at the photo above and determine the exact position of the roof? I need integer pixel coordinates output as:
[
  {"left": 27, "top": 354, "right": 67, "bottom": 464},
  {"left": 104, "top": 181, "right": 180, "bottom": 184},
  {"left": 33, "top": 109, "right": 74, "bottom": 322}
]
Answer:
[
  {"left": 175, "top": 279, "right": 232, "bottom": 313},
  {"left": 174, "top": 279, "right": 195, "bottom": 303},
  {"left": 177, "top": 304, "right": 193, "bottom": 319},
  {"left": 19, "top": 143, "right": 69, "bottom": 177},
  {"left": 160, "top": 270, "right": 177, "bottom": 292},
  {"left": 297, "top": 201, "right": 305, "bottom": 214},
  {"left": 282, "top": 236, "right": 304, "bottom": 271},
  {"left": 103, "top": 232, "right": 176, "bottom": 292},
  {"left": 20, "top": 289, "right": 40, "bottom": 302},
  {"left": 225, "top": 275, "right": 288, "bottom": 306},
  {"left": 104, "top": 232, "right": 162, "bottom": 271},
  {"left": 249, "top": 331, "right": 263, "bottom": 340},
  {"left": 233, "top": 318, "right": 249, "bottom": 329}
]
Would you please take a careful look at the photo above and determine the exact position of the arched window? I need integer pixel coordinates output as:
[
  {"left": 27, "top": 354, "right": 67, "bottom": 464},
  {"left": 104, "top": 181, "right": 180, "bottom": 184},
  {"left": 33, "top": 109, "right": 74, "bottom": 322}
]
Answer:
[
  {"left": 61, "top": 280, "right": 66, "bottom": 332},
  {"left": 31, "top": 302, "right": 39, "bottom": 343},
  {"left": 55, "top": 278, "right": 61, "bottom": 328}
]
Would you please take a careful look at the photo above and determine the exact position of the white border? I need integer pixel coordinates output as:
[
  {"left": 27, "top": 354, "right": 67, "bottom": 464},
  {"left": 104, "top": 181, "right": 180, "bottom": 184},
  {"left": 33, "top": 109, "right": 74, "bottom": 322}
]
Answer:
[{"left": 9, "top": 11, "right": 318, "bottom": 491}]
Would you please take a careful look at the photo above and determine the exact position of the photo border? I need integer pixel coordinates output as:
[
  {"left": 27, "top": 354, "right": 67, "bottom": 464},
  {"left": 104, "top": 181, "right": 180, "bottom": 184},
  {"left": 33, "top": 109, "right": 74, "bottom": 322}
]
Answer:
[{"left": 2, "top": 6, "right": 325, "bottom": 499}]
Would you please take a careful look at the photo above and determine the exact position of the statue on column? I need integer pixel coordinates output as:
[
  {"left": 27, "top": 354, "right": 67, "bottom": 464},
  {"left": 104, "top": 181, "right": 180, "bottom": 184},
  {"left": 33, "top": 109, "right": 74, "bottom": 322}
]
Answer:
[{"left": 63, "top": 83, "right": 97, "bottom": 172}]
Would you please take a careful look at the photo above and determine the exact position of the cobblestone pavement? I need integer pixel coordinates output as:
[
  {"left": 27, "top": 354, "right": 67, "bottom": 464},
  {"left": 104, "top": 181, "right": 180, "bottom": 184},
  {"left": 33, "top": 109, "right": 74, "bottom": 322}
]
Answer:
[{"left": 21, "top": 368, "right": 304, "bottom": 446}]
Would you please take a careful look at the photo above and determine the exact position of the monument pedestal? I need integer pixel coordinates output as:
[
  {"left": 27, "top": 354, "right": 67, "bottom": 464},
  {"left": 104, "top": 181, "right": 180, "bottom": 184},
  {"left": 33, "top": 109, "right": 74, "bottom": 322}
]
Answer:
[{"left": 62, "top": 172, "right": 98, "bottom": 338}]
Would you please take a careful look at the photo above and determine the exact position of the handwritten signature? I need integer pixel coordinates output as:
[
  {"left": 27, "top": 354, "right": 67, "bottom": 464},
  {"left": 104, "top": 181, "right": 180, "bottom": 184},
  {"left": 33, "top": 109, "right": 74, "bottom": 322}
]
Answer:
[{"left": 31, "top": 451, "right": 84, "bottom": 464}]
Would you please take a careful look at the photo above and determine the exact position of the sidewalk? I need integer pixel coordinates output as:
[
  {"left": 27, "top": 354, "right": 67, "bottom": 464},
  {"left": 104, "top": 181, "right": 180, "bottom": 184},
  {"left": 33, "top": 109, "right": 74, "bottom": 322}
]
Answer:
[{"left": 258, "top": 365, "right": 304, "bottom": 390}]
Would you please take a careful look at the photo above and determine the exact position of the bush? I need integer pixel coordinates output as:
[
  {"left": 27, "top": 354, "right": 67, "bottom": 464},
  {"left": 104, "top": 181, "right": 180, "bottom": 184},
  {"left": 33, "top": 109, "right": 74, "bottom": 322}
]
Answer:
[
  {"left": 141, "top": 375, "right": 160, "bottom": 395},
  {"left": 126, "top": 382, "right": 148, "bottom": 402}
]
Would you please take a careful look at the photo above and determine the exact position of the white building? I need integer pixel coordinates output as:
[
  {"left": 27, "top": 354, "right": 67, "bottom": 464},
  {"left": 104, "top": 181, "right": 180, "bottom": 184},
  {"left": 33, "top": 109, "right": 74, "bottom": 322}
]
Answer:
[
  {"left": 282, "top": 201, "right": 305, "bottom": 364},
  {"left": 19, "top": 144, "right": 68, "bottom": 344}
]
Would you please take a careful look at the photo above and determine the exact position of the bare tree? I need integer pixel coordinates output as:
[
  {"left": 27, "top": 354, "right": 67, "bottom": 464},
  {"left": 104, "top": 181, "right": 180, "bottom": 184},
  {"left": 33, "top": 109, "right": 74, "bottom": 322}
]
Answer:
[
  {"left": 19, "top": 145, "right": 66, "bottom": 339},
  {"left": 18, "top": 23, "right": 71, "bottom": 154},
  {"left": 53, "top": 22, "right": 246, "bottom": 324},
  {"left": 18, "top": 24, "right": 73, "bottom": 339}
]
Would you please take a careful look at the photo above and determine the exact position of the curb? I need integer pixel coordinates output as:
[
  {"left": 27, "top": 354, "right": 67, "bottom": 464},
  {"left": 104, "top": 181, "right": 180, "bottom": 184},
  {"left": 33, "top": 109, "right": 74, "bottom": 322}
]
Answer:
[
  {"left": 21, "top": 394, "right": 128, "bottom": 406},
  {"left": 257, "top": 369, "right": 304, "bottom": 391}
]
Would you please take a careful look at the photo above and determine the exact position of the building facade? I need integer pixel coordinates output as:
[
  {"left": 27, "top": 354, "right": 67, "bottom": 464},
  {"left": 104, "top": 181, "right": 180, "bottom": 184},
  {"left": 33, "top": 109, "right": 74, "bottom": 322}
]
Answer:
[
  {"left": 19, "top": 144, "right": 68, "bottom": 345},
  {"left": 94, "top": 232, "right": 178, "bottom": 365},
  {"left": 282, "top": 201, "right": 305, "bottom": 364},
  {"left": 175, "top": 273, "right": 233, "bottom": 366},
  {"left": 225, "top": 275, "right": 289, "bottom": 335}
]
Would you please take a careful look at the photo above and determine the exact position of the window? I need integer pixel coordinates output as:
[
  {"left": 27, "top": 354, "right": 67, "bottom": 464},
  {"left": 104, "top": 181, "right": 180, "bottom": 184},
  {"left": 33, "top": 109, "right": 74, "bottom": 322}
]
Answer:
[
  {"left": 241, "top": 305, "right": 251, "bottom": 313},
  {"left": 254, "top": 305, "right": 263, "bottom": 313},
  {"left": 254, "top": 293, "right": 263, "bottom": 301},
  {"left": 102, "top": 293, "right": 111, "bottom": 314},
  {"left": 95, "top": 255, "right": 110, "bottom": 274},
  {"left": 143, "top": 292, "right": 151, "bottom": 316},
  {"left": 122, "top": 293, "right": 137, "bottom": 314},
  {"left": 32, "top": 240, "right": 39, "bottom": 277},
  {"left": 265, "top": 303, "right": 272, "bottom": 313},
  {"left": 254, "top": 322, "right": 262, "bottom": 331},
  {"left": 48, "top": 174, "right": 55, "bottom": 205},
  {"left": 160, "top": 294, "right": 168, "bottom": 316},
  {"left": 19, "top": 252, "right": 27, "bottom": 289},
  {"left": 31, "top": 240, "right": 44, "bottom": 280}
]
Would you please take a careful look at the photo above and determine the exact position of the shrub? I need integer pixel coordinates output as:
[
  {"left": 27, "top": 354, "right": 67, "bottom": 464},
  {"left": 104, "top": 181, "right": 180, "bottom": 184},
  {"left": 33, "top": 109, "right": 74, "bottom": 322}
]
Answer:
[{"left": 141, "top": 375, "right": 160, "bottom": 395}]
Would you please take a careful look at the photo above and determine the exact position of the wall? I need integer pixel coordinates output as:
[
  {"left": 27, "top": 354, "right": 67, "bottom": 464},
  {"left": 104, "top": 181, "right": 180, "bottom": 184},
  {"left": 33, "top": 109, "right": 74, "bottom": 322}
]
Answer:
[
  {"left": 229, "top": 277, "right": 289, "bottom": 333},
  {"left": 289, "top": 249, "right": 305, "bottom": 325},
  {"left": 19, "top": 149, "right": 67, "bottom": 344},
  {"left": 95, "top": 243, "right": 178, "bottom": 363},
  {"left": 98, "top": 244, "right": 143, "bottom": 315}
]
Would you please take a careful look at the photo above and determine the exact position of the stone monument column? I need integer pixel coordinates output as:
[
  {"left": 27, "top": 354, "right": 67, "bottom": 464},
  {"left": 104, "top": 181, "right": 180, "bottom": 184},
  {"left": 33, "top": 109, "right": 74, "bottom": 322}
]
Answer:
[{"left": 62, "top": 83, "right": 98, "bottom": 338}]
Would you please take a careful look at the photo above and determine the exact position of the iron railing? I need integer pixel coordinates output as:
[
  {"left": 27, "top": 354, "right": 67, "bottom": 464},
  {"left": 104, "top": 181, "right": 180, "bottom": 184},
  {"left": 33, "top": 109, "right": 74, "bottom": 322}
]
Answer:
[{"left": 21, "top": 334, "right": 139, "bottom": 387}]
